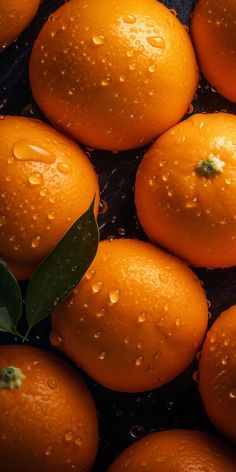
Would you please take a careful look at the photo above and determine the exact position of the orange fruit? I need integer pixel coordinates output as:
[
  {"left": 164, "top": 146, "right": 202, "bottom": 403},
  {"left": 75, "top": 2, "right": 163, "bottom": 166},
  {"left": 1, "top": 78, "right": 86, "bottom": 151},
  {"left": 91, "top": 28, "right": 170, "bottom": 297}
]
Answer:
[
  {"left": 107, "top": 429, "right": 236, "bottom": 471},
  {"left": 191, "top": 0, "right": 236, "bottom": 103},
  {"left": 29, "top": 0, "right": 198, "bottom": 151},
  {"left": 199, "top": 304, "right": 236, "bottom": 444},
  {"left": 135, "top": 112, "right": 236, "bottom": 268},
  {"left": 0, "top": 0, "right": 40, "bottom": 51},
  {"left": 50, "top": 239, "right": 208, "bottom": 392},
  {"left": 0, "top": 115, "right": 99, "bottom": 280},
  {"left": 0, "top": 345, "right": 98, "bottom": 472}
]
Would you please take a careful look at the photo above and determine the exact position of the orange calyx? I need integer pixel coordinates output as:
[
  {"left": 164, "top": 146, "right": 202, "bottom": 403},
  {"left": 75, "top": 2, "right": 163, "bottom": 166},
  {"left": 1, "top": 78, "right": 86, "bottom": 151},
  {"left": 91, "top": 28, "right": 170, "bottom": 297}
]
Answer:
[
  {"left": 196, "top": 156, "right": 225, "bottom": 177},
  {"left": 0, "top": 366, "right": 25, "bottom": 390}
]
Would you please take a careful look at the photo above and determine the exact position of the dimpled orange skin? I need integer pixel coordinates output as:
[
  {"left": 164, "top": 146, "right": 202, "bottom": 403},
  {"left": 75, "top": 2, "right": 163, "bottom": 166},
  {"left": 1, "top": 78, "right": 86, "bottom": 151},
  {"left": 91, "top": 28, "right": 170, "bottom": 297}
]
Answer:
[
  {"left": 0, "top": 0, "right": 40, "bottom": 51},
  {"left": 199, "top": 305, "right": 236, "bottom": 444},
  {"left": 0, "top": 345, "right": 98, "bottom": 472},
  {"left": 135, "top": 113, "right": 236, "bottom": 268},
  {"left": 0, "top": 115, "right": 99, "bottom": 280},
  {"left": 50, "top": 239, "right": 208, "bottom": 393},
  {"left": 107, "top": 429, "right": 236, "bottom": 472},
  {"left": 191, "top": 0, "right": 236, "bottom": 103},
  {"left": 29, "top": 0, "right": 198, "bottom": 151}
]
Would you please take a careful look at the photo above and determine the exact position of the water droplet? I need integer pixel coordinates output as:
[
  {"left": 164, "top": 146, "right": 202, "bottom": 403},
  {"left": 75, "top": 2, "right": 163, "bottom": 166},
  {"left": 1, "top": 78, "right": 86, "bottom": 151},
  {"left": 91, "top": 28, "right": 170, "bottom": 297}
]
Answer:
[
  {"left": 65, "top": 431, "right": 73, "bottom": 442},
  {"left": 0, "top": 216, "right": 6, "bottom": 227},
  {"left": 185, "top": 198, "right": 198, "bottom": 209},
  {"left": 154, "top": 351, "right": 161, "bottom": 359},
  {"left": 31, "top": 236, "right": 41, "bottom": 248},
  {"left": 45, "top": 446, "right": 52, "bottom": 456},
  {"left": 147, "top": 36, "right": 165, "bottom": 49},
  {"left": 50, "top": 331, "right": 63, "bottom": 347},
  {"left": 229, "top": 389, "right": 236, "bottom": 399},
  {"left": 192, "top": 370, "right": 199, "bottom": 383},
  {"left": 96, "top": 308, "right": 105, "bottom": 318},
  {"left": 124, "top": 336, "right": 130, "bottom": 344},
  {"left": 209, "top": 342, "right": 219, "bottom": 352},
  {"left": 164, "top": 302, "right": 169, "bottom": 311},
  {"left": 40, "top": 189, "right": 47, "bottom": 197},
  {"left": 166, "top": 401, "right": 175, "bottom": 411},
  {"left": 99, "top": 351, "right": 106, "bottom": 360},
  {"left": 175, "top": 317, "right": 181, "bottom": 327},
  {"left": 13, "top": 141, "right": 55, "bottom": 164},
  {"left": 148, "top": 64, "right": 157, "bottom": 73},
  {"left": 138, "top": 312, "right": 147, "bottom": 323},
  {"left": 91, "top": 281, "right": 103, "bottom": 294},
  {"left": 86, "top": 269, "right": 96, "bottom": 280},
  {"left": 119, "top": 75, "right": 126, "bottom": 82},
  {"left": 196, "top": 351, "right": 202, "bottom": 361},
  {"left": 28, "top": 173, "right": 43, "bottom": 186},
  {"left": 148, "top": 89, "right": 155, "bottom": 96},
  {"left": 136, "top": 356, "right": 143, "bottom": 366},
  {"left": 130, "top": 425, "right": 145, "bottom": 439},
  {"left": 74, "top": 437, "right": 82, "bottom": 446},
  {"left": 123, "top": 14, "right": 136, "bottom": 24},
  {"left": 187, "top": 103, "right": 194, "bottom": 114},
  {"left": 92, "top": 35, "right": 105, "bottom": 45},
  {"left": 162, "top": 173, "right": 169, "bottom": 182},
  {"left": 99, "top": 199, "right": 108, "bottom": 214},
  {"left": 149, "top": 176, "right": 157, "bottom": 186},
  {"left": 47, "top": 378, "right": 57, "bottom": 389},
  {"left": 57, "top": 162, "right": 71, "bottom": 174},
  {"left": 224, "top": 338, "right": 231, "bottom": 347},
  {"left": 101, "top": 77, "right": 111, "bottom": 86},
  {"left": 155, "top": 456, "right": 167, "bottom": 463},
  {"left": 109, "top": 289, "right": 120, "bottom": 304},
  {"left": 222, "top": 355, "right": 229, "bottom": 365},
  {"left": 118, "top": 227, "right": 126, "bottom": 236},
  {"left": 48, "top": 211, "right": 56, "bottom": 221},
  {"left": 127, "top": 49, "right": 134, "bottom": 57},
  {"left": 94, "top": 331, "right": 101, "bottom": 339}
]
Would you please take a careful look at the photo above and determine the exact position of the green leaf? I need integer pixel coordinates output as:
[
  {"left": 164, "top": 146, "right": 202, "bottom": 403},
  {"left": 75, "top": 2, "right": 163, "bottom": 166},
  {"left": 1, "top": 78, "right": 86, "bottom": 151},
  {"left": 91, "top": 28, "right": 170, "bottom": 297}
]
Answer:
[
  {"left": 0, "top": 259, "right": 22, "bottom": 336},
  {"left": 26, "top": 199, "right": 99, "bottom": 332}
]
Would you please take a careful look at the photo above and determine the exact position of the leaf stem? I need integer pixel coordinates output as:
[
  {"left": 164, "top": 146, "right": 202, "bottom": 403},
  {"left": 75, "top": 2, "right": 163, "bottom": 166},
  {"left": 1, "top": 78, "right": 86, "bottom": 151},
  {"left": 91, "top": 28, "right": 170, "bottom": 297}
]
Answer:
[{"left": 22, "top": 328, "right": 31, "bottom": 344}]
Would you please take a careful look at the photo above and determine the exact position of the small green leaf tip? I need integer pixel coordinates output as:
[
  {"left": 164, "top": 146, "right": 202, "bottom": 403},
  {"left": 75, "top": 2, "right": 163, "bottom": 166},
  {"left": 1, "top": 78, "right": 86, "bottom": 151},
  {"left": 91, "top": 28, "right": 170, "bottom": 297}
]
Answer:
[
  {"left": 196, "top": 155, "right": 225, "bottom": 177},
  {"left": 0, "top": 366, "right": 25, "bottom": 389}
]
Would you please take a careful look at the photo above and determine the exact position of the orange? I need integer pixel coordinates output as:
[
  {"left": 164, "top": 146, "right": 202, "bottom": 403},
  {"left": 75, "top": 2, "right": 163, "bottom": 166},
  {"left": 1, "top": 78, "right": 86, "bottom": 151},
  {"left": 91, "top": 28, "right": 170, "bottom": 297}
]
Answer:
[
  {"left": 50, "top": 239, "right": 208, "bottom": 392},
  {"left": 29, "top": 0, "right": 198, "bottom": 151},
  {"left": 191, "top": 0, "right": 236, "bottom": 103},
  {"left": 199, "top": 304, "right": 236, "bottom": 444},
  {"left": 0, "top": 0, "right": 40, "bottom": 51},
  {"left": 0, "top": 345, "right": 98, "bottom": 472},
  {"left": 107, "top": 429, "right": 236, "bottom": 471},
  {"left": 135, "top": 113, "right": 236, "bottom": 268},
  {"left": 0, "top": 115, "right": 99, "bottom": 280}
]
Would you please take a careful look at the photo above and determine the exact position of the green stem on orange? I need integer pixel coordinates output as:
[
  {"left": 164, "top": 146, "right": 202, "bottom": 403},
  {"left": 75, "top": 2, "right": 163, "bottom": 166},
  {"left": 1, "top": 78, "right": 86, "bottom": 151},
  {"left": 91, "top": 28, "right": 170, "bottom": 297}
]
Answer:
[
  {"left": 196, "top": 155, "right": 225, "bottom": 177},
  {"left": 0, "top": 366, "right": 25, "bottom": 389}
]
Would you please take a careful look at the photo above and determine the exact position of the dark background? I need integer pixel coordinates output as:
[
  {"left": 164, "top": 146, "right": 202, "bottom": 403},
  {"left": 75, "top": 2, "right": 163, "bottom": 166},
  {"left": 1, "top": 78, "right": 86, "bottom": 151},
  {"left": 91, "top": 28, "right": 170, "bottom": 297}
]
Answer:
[{"left": 0, "top": 1, "right": 236, "bottom": 470}]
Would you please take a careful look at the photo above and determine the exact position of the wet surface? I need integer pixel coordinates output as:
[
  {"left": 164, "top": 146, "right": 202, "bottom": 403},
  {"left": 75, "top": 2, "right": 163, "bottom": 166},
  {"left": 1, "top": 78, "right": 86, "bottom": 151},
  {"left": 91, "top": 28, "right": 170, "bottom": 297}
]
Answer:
[{"left": 0, "top": 1, "right": 236, "bottom": 470}]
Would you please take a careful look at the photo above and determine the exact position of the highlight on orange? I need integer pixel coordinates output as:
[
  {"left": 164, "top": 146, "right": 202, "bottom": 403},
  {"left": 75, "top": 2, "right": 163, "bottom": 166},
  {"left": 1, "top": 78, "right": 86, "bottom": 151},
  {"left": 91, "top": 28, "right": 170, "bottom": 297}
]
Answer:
[
  {"left": 107, "top": 429, "right": 236, "bottom": 471},
  {"left": 0, "top": 0, "right": 40, "bottom": 51},
  {"left": 0, "top": 115, "right": 99, "bottom": 280},
  {"left": 30, "top": 0, "right": 198, "bottom": 151},
  {"left": 50, "top": 238, "right": 208, "bottom": 392},
  {"left": 0, "top": 345, "right": 98, "bottom": 472},
  {"left": 191, "top": 0, "right": 236, "bottom": 103},
  {"left": 135, "top": 113, "right": 236, "bottom": 268},
  {"left": 199, "top": 304, "right": 236, "bottom": 444}
]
